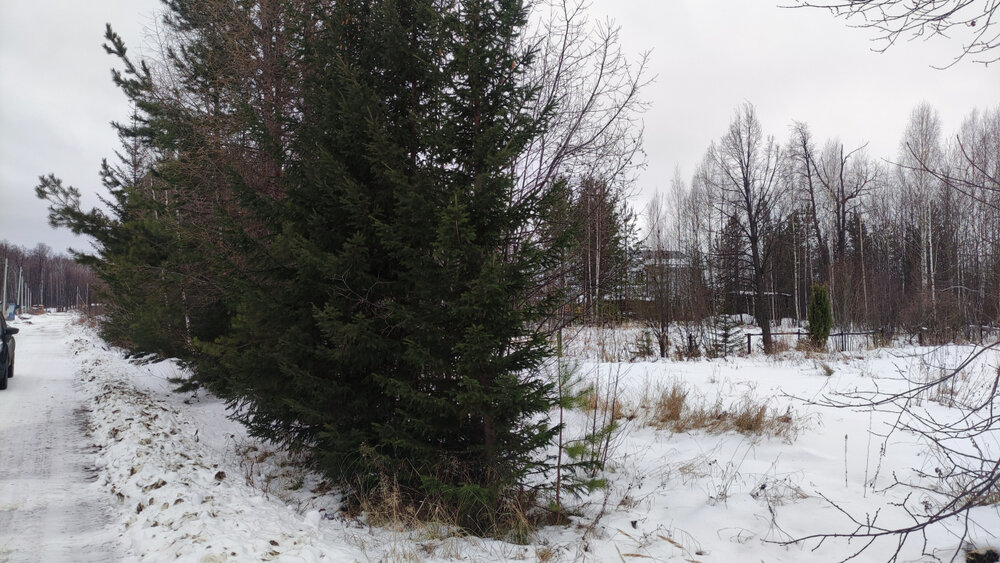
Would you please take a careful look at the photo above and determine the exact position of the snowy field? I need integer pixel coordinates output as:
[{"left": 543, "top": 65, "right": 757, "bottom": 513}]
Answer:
[{"left": 2, "top": 312, "right": 999, "bottom": 561}]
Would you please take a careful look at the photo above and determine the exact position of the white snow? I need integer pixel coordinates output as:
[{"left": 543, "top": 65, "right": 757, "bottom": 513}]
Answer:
[{"left": 1, "top": 312, "right": 999, "bottom": 562}]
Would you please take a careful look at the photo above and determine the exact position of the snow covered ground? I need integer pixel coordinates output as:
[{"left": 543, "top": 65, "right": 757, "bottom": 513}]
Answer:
[{"left": 1, "top": 312, "right": 998, "bottom": 562}]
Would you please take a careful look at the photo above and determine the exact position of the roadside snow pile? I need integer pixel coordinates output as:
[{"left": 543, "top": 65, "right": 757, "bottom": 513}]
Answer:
[
  {"left": 69, "top": 325, "right": 366, "bottom": 561},
  {"left": 60, "top": 313, "right": 1000, "bottom": 562}
]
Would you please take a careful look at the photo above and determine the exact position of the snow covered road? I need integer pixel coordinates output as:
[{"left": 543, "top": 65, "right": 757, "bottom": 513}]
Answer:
[{"left": 0, "top": 313, "right": 120, "bottom": 562}]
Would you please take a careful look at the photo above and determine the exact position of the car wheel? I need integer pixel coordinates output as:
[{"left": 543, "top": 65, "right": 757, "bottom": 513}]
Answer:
[
  {"left": 7, "top": 361, "right": 11, "bottom": 378},
  {"left": 0, "top": 363, "right": 7, "bottom": 391}
]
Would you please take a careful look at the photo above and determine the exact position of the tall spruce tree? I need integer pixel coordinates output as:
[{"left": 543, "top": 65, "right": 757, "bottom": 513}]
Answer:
[
  {"left": 808, "top": 283, "right": 833, "bottom": 349},
  {"left": 199, "top": 0, "right": 563, "bottom": 531}
]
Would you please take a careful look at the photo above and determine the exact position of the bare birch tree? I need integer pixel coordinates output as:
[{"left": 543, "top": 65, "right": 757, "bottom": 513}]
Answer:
[{"left": 706, "top": 103, "right": 787, "bottom": 353}]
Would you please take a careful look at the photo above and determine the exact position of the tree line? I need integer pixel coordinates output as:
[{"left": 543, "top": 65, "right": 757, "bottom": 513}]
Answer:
[
  {"left": 582, "top": 102, "right": 1000, "bottom": 355},
  {"left": 0, "top": 241, "right": 96, "bottom": 311}
]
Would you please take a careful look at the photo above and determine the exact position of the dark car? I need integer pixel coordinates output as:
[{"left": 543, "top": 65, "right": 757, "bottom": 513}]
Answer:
[{"left": 0, "top": 315, "right": 18, "bottom": 390}]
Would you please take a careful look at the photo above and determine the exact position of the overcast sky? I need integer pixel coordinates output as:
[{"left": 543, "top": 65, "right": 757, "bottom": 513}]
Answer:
[
  {"left": 1, "top": 1, "right": 997, "bottom": 255},
  {"left": 1, "top": 0, "right": 160, "bottom": 255}
]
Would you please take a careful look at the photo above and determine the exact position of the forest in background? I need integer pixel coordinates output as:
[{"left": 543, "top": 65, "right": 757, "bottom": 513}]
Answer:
[
  {"left": 591, "top": 102, "right": 1000, "bottom": 356},
  {"left": 0, "top": 241, "right": 96, "bottom": 311}
]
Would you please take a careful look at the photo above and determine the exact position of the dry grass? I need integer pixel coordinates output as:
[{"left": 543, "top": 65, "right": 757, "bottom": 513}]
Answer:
[
  {"left": 795, "top": 339, "right": 822, "bottom": 353},
  {"left": 587, "top": 390, "right": 633, "bottom": 422},
  {"left": 73, "top": 313, "right": 101, "bottom": 329},
  {"left": 972, "top": 486, "right": 1000, "bottom": 507},
  {"left": 534, "top": 545, "right": 558, "bottom": 562},
  {"left": 749, "top": 474, "right": 810, "bottom": 506},
  {"left": 231, "top": 438, "right": 312, "bottom": 500},
  {"left": 913, "top": 348, "right": 989, "bottom": 409},
  {"left": 358, "top": 473, "right": 452, "bottom": 533},
  {"left": 948, "top": 473, "right": 1000, "bottom": 509},
  {"left": 768, "top": 338, "right": 792, "bottom": 354},
  {"left": 651, "top": 385, "right": 687, "bottom": 423},
  {"left": 350, "top": 458, "right": 542, "bottom": 547},
  {"left": 817, "top": 361, "right": 835, "bottom": 376},
  {"left": 645, "top": 381, "right": 798, "bottom": 440}
]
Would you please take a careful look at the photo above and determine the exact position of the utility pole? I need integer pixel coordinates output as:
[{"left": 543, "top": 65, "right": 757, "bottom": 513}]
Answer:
[{"left": 2, "top": 257, "right": 7, "bottom": 318}]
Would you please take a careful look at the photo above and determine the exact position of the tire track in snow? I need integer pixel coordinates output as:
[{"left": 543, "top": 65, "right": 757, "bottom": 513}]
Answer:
[{"left": 0, "top": 314, "right": 120, "bottom": 562}]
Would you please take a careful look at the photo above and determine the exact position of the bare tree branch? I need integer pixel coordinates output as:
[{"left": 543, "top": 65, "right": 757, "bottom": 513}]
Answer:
[{"left": 784, "top": 0, "right": 1000, "bottom": 67}]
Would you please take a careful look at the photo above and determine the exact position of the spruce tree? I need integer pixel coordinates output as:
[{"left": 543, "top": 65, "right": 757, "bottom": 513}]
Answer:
[
  {"left": 202, "top": 0, "right": 562, "bottom": 532},
  {"left": 808, "top": 283, "right": 832, "bottom": 349},
  {"left": 403, "top": 0, "right": 560, "bottom": 517},
  {"left": 710, "top": 314, "right": 742, "bottom": 358}
]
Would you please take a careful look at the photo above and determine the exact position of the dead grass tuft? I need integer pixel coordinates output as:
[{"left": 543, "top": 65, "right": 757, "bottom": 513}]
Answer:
[
  {"left": 347, "top": 449, "right": 546, "bottom": 546},
  {"left": 232, "top": 438, "right": 313, "bottom": 499},
  {"left": 795, "top": 339, "right": 821, "bottom": 353},
  {"left": 644, "top": 381, "right": 799, "bottom": 440},
  {"left": 651, "top": 385, "right": 687, "bottom": 423},
  {"left": 587, "top": 386, "right": 635, "bottom": 422},
  {"left": 73, "top": 313, "right": 101, "bottom": 329},
  {"left": 535, "top": 544, "right": 558, "bottom": 562},
  {"left": 587, "top": 393, "right": 616, "bottom": 420},
  {"left": 731, "top": 398, "right": 767, "bottom": 433}
]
